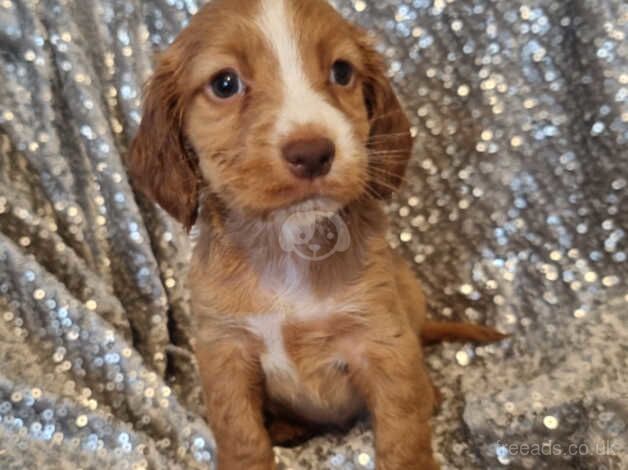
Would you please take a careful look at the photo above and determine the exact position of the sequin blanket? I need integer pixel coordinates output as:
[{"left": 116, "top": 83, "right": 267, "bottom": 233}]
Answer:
[{"left": 0, "top": 0, "right": 626, "bottom": 469}]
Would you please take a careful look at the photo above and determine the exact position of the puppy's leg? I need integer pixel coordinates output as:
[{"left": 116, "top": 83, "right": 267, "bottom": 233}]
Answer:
[
  {"left": 349, "top": 328, "right": 440, "bottom": 470},
  {"left": 196, "top": 340, "right": 274, "bottom": 470}
]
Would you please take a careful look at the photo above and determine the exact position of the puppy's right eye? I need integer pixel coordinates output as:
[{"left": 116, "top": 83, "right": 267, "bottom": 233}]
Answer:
[
  {"left": 330, "top": 60, "right": 354, "bottom": 87},
  {"left": 208, "top": 69, "right": 244, "bottom": 100}
]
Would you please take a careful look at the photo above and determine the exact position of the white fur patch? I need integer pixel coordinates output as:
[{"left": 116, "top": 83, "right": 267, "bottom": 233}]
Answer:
[
  {"left": 243, "top": 300, "right": 358, "bottom": 379},
  {"left": 256, "top": 0, "right": 355, "bottom": 155},
  {"left": 246, "top": 313, "right": 296, "bottom": 377}
]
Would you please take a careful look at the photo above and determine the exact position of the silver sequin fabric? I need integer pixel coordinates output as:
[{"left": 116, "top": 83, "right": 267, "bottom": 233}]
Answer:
[{"left": 0, "top": 0, "right": 626, "bottom": 469}]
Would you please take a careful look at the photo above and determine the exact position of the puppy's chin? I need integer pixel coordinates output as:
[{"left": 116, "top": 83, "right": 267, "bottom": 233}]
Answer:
[
  {"left": 273, "top": 196, "right": 342, "bottom": 217},
  {"left": 266, "top": 196, "right": 341, "bottom": 229}
]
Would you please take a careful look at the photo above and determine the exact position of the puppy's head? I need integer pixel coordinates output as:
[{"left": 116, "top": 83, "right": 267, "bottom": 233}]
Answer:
[{"left": 128, "top": 0, "right": 413, "bottom": 230}]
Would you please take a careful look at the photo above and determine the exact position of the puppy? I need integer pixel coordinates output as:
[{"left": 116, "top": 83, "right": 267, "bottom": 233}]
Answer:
[{"left": 127, "top": 1, "right": 505, "bottom": 468}]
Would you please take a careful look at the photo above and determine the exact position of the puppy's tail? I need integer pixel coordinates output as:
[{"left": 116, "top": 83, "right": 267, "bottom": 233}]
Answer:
[{"left": 420, "top": 321, "right": 509, "bottom": 345}]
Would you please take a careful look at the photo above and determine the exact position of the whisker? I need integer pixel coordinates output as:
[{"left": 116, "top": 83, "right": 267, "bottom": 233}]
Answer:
[
  {"left": 369, "top": 108, "right": 406, "bottom": 124},
  {"left": 368, "top": 167, "right": 411, "bottom": 187},
  {"left": 368, "top": 157, "right": 412, "bottom": 164},
  {"left": 367, "top": 131, "right": 412, "bottom": 141},
  {"left": 368, "top": 170, "right": 409, "bottom": 186},
  {"left": 367, "top": 178, "right": 405, "bottom": 194},
  {"left": 368, "top": 151, "right": 408, "bottom": 161},
  {"left": 366, "top": 146, "right": 412, "bottom": 153},
  {"left": 367, "top": 147, "right": 411, "bottom": 153},
  {"left": 360, "top": 182, "right": 382, "bottom": 201}
]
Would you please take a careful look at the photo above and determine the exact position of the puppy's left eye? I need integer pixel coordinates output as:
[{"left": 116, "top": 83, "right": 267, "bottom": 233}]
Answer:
[
  {"left": 208, "top": 69, "right": 245, "bottom": 100},
  {"left": 330, "top": 60, "right": 354, "bottom": 86}
]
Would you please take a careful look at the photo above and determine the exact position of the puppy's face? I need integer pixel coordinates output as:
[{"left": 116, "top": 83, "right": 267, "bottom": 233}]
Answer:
[{"left": 128, "top": 0, "right": 412, "bottom": 229}]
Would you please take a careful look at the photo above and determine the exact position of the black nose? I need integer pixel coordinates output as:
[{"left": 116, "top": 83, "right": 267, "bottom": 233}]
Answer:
[{"left": 282, "top": 138, "right": 335, "bottom": 179}]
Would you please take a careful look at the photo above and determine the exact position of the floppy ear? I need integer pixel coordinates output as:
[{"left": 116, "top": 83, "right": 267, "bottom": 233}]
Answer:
[
  {"left": 126, "top": 48, "right": 200, "bottom": 230},
  {"left": 359, "top": 35, "right": 413, "bottom": 198}
]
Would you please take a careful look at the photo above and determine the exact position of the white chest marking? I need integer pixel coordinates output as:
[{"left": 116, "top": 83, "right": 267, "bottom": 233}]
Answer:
[
  {"left": 245, "top": 313, "right": 296, "bottom": 377},
  {"left": 244, "top": 297, "right": 361, "bottom": 375}
]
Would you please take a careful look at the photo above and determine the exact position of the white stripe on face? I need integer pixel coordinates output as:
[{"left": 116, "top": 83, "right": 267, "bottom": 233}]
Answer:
[{"left": 255, "top": 0, "right": 354, "bottom": 154}]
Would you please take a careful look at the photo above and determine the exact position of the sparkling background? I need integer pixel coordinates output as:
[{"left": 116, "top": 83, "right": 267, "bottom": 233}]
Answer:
[{"left": 0, "top": 0, "right": 626, "bottom": 469}]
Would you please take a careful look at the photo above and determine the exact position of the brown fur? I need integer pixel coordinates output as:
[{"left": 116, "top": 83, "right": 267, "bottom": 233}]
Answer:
[{"left": 126, "top": 1, "right": 506, "bottom": 469}]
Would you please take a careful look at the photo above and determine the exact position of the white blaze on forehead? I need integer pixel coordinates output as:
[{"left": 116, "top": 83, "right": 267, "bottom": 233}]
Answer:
[{"left": 256, "top": 0, "right": 354, "bottom": 151}]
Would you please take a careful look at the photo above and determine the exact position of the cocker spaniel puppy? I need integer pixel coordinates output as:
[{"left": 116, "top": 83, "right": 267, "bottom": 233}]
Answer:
[{"left": 128, "top": 1, "right": 506, "bottom": 468}]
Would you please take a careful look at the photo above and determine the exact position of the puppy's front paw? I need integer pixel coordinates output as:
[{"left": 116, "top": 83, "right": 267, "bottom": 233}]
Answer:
[
  {"left": 421, "top": 454, "right": 440, "bottom": 470},
  {"left": 268, "top": 419, "right": 317, "bottom": 447},
  {"left": 377, "top": 453, "right": 439, "bottom": 470},
  {"left": 219, "top": 456, "right": 275, "bottom": 470}
]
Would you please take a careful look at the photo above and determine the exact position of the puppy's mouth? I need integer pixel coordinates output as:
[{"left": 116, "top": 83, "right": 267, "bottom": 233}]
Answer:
[
  {"left": 275, "top": 196, "right": 341, "bottom": 215},
  {"left": 263, "top": 178, "right": 345, "bottom": 213}
]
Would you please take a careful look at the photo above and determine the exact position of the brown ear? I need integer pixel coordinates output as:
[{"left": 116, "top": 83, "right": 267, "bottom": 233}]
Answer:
[
  {"left": 359, "top": 35, "right": 413, "bottom": 198},
  {"left": 126, "top": 49, "right": 200, "bottom": 230}
]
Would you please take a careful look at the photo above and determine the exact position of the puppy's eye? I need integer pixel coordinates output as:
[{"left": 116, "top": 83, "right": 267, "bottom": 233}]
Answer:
[
  {"left": 330, "top": 60, "right": 354, "bottom": 86},
  {"left": 209, "top": 69, "right": 244, "bottom": 99}
]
